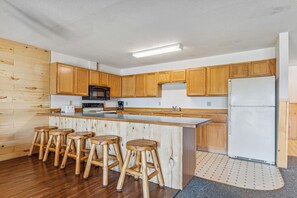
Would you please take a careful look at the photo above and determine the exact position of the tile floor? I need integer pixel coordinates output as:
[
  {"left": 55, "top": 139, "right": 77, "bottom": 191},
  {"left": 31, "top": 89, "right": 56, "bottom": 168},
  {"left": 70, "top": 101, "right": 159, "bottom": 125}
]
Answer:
[{"left": 195, "top": 151, "right": 284, "bottom": 190}]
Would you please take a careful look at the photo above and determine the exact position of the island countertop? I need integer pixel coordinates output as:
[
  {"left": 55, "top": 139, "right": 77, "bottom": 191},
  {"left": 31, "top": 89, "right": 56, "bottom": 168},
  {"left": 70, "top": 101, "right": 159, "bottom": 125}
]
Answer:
[{"left": 40, "top": 112, "right": 211, "bottom": 128}]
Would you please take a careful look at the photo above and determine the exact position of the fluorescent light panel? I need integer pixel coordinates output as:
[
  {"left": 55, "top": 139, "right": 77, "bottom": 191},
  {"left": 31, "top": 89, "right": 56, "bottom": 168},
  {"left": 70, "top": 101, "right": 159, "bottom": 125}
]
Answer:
[{"left": 132, "top": 43, "right": 183, "bottom": 58}]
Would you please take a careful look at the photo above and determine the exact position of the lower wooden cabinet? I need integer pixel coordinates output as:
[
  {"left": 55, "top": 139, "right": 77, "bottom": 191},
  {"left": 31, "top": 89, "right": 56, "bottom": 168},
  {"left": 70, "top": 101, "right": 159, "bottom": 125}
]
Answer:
[{"left": 196, "top": 123, "right": 227, "bottom": 154}]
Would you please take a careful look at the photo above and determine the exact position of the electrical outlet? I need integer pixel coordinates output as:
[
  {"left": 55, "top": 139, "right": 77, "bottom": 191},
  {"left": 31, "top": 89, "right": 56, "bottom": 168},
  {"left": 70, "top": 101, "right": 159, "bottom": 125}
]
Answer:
[
  {"left": 125, "top": 101, "right": 128, "bottom": 106},
  {"left": 158, "top": 101, "right": 161, "bottom": 106},
  {"left": 207, "top": 101, "right": 212, "bottom": 106}
]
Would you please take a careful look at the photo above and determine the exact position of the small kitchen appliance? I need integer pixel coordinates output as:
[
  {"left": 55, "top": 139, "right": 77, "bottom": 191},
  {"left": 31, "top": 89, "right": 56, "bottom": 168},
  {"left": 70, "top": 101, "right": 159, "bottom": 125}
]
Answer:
[
  {"left": 117, "top": 101, "right": 124, "bottom": 110},
  {"left": 82, "top": 86, "right": 110, "bottom": 100},
  {"left": 61, "top": 105, "right": 75, "bottom": 113}
]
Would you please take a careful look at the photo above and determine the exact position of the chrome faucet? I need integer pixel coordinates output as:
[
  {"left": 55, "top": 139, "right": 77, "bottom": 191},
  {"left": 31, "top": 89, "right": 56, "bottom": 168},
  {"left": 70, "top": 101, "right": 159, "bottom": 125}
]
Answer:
[{"left": 172, "top": 106, "right": 181, "bottom": 112}]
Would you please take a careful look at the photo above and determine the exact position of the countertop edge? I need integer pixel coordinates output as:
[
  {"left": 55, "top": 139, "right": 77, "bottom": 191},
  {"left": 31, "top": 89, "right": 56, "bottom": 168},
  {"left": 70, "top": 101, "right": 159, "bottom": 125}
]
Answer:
[{"left": 39, "top": 113, "right": 211, "bottom": 128}]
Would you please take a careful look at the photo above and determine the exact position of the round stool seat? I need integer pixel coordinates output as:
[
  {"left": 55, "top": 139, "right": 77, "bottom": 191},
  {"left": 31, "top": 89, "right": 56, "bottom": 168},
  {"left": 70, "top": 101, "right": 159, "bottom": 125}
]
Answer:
[
  {"left": 34, "top": 126, "right": 57, "bottom": 132},
  {"left": 49, "top": 128, "right": 74, "bottom": 136},
  {"left": 91, "top": 135, "right": 119, "bottom": 145},
  {"left": 68, "top": 131, "right": 94, "bottom": 140},
  {"left": 126, "top": 139, "right": 157, "bottom": 151}
]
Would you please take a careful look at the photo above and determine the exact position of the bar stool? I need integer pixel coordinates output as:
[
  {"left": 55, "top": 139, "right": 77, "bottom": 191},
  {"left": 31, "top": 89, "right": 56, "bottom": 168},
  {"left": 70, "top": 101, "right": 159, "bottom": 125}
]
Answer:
[
  {"left": 42, "top": 128, "right": 74, "bottom": 167},
  {"left": 28, "top": 126, "right": 58, "bottom": 160},
  {"left": 116, "top": 139, "right": 164, "bottom": 198},
  {"left": 60, "top": 131, "right": 95, "bottom": 175},
  {"left": 83, "top": 135, "right": 123, "bottom": 187}
]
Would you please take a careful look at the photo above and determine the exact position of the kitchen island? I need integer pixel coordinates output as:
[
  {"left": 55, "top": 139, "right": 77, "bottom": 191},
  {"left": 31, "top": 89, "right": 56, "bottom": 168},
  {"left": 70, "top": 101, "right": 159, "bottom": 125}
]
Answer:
[{"left": 41, "top": 112, "right": 211, "bottom": 190}]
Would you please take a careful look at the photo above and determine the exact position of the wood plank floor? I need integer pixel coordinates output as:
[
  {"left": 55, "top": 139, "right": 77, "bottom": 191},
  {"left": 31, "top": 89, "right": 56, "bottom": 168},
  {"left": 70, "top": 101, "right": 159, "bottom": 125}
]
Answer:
[
  {"left": 0, "top": 154, "right": 179, "bottom": 198},
  {"left": 288, "top": 140, "right": 297, "bottom": 157}
]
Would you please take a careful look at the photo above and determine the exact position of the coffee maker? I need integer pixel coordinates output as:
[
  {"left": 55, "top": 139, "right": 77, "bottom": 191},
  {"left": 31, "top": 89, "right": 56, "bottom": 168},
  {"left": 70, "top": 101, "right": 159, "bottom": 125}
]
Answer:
[{"left": 117, "top": 101, "right": 124, "bottom": 110}]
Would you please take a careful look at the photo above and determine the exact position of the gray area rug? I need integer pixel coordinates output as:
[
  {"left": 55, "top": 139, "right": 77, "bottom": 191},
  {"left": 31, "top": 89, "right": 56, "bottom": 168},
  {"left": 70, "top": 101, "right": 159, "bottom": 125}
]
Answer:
[{"left": 175, "top": 157, "right": 297, "bottom": 198}]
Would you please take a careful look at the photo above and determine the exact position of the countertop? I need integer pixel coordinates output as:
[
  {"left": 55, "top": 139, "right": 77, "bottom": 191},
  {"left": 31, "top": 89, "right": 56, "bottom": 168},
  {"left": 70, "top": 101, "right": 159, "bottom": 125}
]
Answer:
[{"left": 41, "top": 112, "right": 211, "bottom": 128}]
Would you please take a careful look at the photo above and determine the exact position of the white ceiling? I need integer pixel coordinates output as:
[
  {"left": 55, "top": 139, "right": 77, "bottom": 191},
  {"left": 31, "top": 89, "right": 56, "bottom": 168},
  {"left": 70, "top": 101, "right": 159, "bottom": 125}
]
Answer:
[{"left": 1, "top": 0, "right": 297, "bottom": 68}]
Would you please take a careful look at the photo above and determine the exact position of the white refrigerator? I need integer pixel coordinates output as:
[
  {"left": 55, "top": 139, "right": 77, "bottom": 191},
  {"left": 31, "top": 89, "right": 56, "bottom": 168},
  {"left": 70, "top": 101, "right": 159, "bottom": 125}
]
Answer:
[{"left": 228, "top": 76, "right": 276, "bottom": 164}]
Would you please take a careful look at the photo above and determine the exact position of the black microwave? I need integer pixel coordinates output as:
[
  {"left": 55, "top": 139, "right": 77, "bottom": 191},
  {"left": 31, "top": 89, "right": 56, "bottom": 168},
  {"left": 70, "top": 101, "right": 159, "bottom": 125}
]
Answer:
[{"left": 82, "top": 86, "right": 110, "bottom": 100}]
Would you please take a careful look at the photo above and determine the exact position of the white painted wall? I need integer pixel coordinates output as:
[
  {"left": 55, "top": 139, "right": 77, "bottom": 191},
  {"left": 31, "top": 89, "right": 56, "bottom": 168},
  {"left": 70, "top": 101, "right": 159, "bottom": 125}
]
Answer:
[
  {"left": 122, "top": 83, "right": 227, "bottom": 108},
  {"left": 276, "top": 32, "right": 289, "bottom": 100},
  {"left": 289, "top": 66, "right": 297, "bottom": 102},
  {"left": 50, "top": 48, "right": 276, "bottom": 109}
]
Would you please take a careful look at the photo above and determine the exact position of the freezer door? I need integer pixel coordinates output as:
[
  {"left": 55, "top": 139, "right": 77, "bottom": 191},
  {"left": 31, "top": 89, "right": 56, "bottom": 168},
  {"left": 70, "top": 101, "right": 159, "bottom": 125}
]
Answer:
[
  {"left": 228, "top": 106, "right": 275, "bottom": 163},
  {"left": 229, "top": 76, "right": 275, "bottom": 106}
]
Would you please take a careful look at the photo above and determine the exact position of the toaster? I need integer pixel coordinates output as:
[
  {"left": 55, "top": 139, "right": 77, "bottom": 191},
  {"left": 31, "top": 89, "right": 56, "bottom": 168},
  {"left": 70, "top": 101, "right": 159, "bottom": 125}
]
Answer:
[{"left": 61, "top": 105, "right": 75, "bottom": 113}]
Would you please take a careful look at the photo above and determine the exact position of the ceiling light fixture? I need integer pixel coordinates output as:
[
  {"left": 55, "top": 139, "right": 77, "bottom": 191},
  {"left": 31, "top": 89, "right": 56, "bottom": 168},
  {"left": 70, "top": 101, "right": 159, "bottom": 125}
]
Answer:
[{"left": 132, "top": 43, "right": 183, "bottom": 58}]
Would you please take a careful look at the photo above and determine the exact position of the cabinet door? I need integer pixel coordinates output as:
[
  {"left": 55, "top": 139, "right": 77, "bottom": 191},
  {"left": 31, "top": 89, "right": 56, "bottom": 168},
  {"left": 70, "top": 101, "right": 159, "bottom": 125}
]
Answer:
[
  {"left": 89, "top": 70, "right": 100, "bottom": 86},
  {"left": 109, "top": 74, "right": 121, "bottom": 98},
  {"left": 207, "top": 65, "right": 229, "bottom": 96},
  {"left": 204, "top": 123, "right": 227, "bottom": 153},
  {"left": 171, "top": 70, "right": 186, "bottom": 82},
  {"left": 196, "top": 126, "right": 206, "bottom": 148},
  {"left": 74, "top": 67, "right": 89, "bottom": 96},
  {"left": 229, "top": 62, "right": 250, "bottom": 78},
  {"left": 186, "top": 67, "right": 206, "bottom": 96},
  {"left": 57, "top": 64, "right": 74, "bottom": 94},
  {"left": 100, "top": 72, "right": 109, "bottom": 87},
  {"left": 157, "top": 71, "right": 171, "bottom": 84},
  {"left": 121, "top": 75, "right": 135, "bottom": 97},
  {"left": 249, "top": 60, "right": 275, "bottom": 77},
  {"left": 145, "top": 73, "right": 161, "bottom": 97},
  {"left": 135, "top": 74, "right": 145, "bottom": 97}
]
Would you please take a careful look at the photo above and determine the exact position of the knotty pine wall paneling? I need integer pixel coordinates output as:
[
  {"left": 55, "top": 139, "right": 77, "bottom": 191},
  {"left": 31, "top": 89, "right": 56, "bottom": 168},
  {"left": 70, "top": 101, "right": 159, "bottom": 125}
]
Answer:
[{"left": 0, "top": 38, "right": 50, "bottom": 161}]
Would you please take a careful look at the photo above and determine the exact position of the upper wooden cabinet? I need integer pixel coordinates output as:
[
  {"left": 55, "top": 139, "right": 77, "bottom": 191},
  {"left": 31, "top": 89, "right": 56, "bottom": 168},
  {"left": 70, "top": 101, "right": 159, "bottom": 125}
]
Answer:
[
  {"left": 186, "top": 67, "right": 206, "bottom": 96},
  {"left": 74, "top": 67, "right": 89, "bottom": 96},
  {"left": 157, "top": 71, "right": 171, "bottom": 84},
  {"left": 229, "top": 62, "right": 250, "bottom": 78},
  {"left": 50, "top": 62, "right": 88, "bottom": 96},
  {"left": 249, "top": 59, "right": 276, "bottom": 77},
  {"left": 57, "top": 64, "right": 74, "bottom": 94},
  {"left": 207, "top": 65, "right": 229, "bottom": 96},
  {"left": 135, "top": 74, "right": 146, "bottom": 97},
  {"left": 99, "top": 72, "right": 109, "bottom": 87},
  {"left": 109, "top": 74, "right": 121, "bottom": 98},
  {"left": 122, "top": 75, "right": 135, "bottom": 97},
  {"left": 145, "top": 73, "right": 161, "bottom": 97},
  {"left": 89, "top": 70, "right": 100, "bottom": 86},
  {"left": 171, "top": 70, "right": 186, "bottom": 82},
  {"left": 157, "top": 70, "right": 186, "bottom": 84}
]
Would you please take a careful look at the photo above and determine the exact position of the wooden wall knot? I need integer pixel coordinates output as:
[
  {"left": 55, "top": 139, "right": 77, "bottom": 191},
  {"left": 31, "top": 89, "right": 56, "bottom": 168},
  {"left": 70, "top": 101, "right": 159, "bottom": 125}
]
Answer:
[
  {"left": 0, "top": 96, "right": 7, "bottom": 99},
  {"left": 25, "top": 87, "right": 38, "bottom": 90},
  {"left": 10, "top": 76, "right": 19, "bottom": 80}
]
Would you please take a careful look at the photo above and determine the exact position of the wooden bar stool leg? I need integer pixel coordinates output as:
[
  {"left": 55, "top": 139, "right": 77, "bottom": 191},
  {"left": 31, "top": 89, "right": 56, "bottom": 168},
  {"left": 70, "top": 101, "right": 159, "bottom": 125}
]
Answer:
[
  {"left": 54, "top": 135, "right": 61, "bottom": 167},
  {"left": 43, "top": 135, "right": 53, "bottom": 162},
  {"left": 89, "top": 139, "right": 98, "bottom": 161},
  {"left": 39, "top": 131, "right": 45, "bottom": 160},
  {"left": 103, "top": 144, "right": 109, "bottom": 187},
  {"left": 134, "top": 151, "right": 141, "bottom": 180},
  {"left": 113, "top": 143, "right": 123, "bottom": 170},
  {"left": 61, "top": 139, "right": 72, "bottom": 169},
  {"left": 75, "top": 139, "right": 81, "bottom": 175},
  {"left": 141, "top": 151, "right": 150, "bottom": 198},
  {"left": 28, "top": 132, "right": 38, "bottom": 156},
  {"left": 151, "top": 149, "right": 165, "bottom": 188},
  {"left": 83, "top": 143, "right": 96, "bottom": 179},
  {"left": 116, "top": 150, "right": 132, "bottom": 192}
]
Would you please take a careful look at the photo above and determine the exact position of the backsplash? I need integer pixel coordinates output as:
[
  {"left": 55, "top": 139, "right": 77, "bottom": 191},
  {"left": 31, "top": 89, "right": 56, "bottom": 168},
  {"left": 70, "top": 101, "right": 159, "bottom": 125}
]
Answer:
[{"left": 50, "top": 83, "right": 227, "bottom": 109}]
